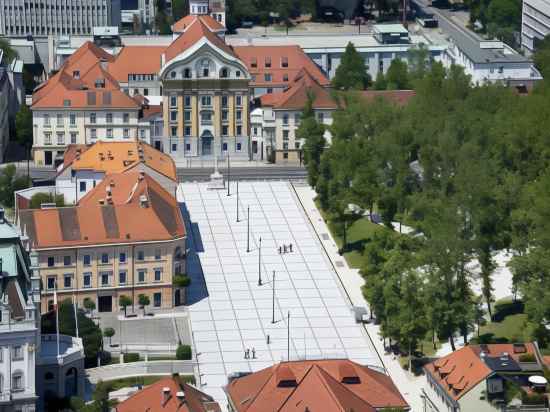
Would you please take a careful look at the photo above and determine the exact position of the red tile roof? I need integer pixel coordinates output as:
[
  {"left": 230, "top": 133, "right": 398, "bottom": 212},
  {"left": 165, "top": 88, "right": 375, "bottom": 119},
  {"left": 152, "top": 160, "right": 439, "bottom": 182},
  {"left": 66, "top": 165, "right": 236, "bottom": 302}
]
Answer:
[
  {"left": 116, "top": 376, "right": 220, "bottom": 412},
  {"left": 165, "top": 18, "right": 235, "bottom": 62},
  {"left": 360, "top": 90, "right": 416, "bottom": 106},
  {"left": 19, "top": 171, "right": 185, "bottom": 249},
  {"left": 226, "top": 359, "right": 409, "bottom": 412},
  {"left": 108, "top": 46, "right": 166, "bottom": 82},
  {"left": 234, "top": 45, "right": 329, "bottom": 88},
  {"left": 260, "top": 69, "right": 337, "bottom": 111},
  {"left": 172, "top": 14, "right": 225, "bottom": 33}
]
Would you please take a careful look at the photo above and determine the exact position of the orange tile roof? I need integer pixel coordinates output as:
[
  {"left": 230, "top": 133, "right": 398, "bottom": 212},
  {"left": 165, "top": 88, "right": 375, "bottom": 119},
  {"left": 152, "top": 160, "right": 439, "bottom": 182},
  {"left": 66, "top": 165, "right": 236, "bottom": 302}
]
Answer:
[
  {"left": 469, "top": 343, "right": 538, "bottom": 364},
  {"left": 20, "top": 171, "right": 184, "bottom": 249},
  {"left": 66, "top": 141, "right": 177, "bottom": 181},
  {"left": 172, "top": 14, "right": 225, "bottom": 33},
  {"left": 108, "top": 46, "right": 166, "bottom": 82},
  {"left": 226, "top": 359, "right": 409, "bottom": 412},
  {"left": 424, "top": 346, "right": 494, "bottom": 401},
  {"left": 165, "top": 18, "right": 235, "bottom": 62},
  {"left": 116, "top": 376, "right": 220, "bottom": 412},
  {"left": 260, "top": 69, "right": 337, "bottom": 111},
  {"left": 234, "top": 45, "right": 329, "bottom": 88},
  {"left": 360, "top": 90, "right": 417, "bottom": 106}
]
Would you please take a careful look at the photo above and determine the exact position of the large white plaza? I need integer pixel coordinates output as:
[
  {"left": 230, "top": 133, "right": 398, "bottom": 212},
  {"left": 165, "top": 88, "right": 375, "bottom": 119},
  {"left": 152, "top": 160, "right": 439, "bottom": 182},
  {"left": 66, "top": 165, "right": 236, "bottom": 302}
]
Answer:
[{"left": 178, "top": 181, "right": 384, "bottom": 407}]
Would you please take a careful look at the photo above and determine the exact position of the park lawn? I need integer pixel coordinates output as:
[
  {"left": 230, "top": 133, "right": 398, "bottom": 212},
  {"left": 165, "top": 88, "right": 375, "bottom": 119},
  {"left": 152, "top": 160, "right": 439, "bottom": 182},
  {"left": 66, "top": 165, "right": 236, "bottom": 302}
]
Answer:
[{"left": 478, "top": 313, "right": 530, "bottom": 342}]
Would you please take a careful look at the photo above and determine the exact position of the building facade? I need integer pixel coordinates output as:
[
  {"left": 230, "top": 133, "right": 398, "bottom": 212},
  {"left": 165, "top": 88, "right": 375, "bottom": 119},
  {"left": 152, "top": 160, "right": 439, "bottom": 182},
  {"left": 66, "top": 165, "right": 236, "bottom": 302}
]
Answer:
[
  {"left": 159, "top": 12, "right": 251, "bottom": 160},
  {"left": 18, "top": 171, "right": 186, "bottom": 314},
  {"left": 522, "top": 0, "right": 550, "bottom": 53},
  {"left": 0, "top": 0, "right": 121, "bottom": 37}
]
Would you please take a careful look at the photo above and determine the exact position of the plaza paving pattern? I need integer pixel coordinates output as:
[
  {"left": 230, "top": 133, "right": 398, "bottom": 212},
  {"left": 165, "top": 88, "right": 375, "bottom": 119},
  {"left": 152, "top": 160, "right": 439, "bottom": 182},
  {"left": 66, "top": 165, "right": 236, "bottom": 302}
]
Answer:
[{"left": 178, "top": 181, "right": 384, "bottom": 408}]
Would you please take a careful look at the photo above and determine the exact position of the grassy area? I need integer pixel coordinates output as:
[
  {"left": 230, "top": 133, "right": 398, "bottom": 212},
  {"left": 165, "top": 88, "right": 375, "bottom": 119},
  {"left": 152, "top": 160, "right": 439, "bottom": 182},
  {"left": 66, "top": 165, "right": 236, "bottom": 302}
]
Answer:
[
  {"left": 105, "top": 374, "right": 195, "bottom": 391},
  {"left": 315, "top": 200, "right": 387, "bottom": 269},
  {"left": 477, "top": 313, "right": 530, "bottom": 343}
]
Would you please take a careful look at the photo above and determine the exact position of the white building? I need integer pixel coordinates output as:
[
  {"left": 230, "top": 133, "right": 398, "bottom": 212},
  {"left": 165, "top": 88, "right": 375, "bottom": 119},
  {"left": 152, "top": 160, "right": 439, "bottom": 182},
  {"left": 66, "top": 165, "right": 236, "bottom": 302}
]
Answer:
[
  {"left": 0, "top": 52, "right": 24, "bottom": 162},
  {"left": 0, "top": 0, "right": 121, "bottom": 37},
  {"left": 522, "top": 0, "right": 550, "bottom": 53}
]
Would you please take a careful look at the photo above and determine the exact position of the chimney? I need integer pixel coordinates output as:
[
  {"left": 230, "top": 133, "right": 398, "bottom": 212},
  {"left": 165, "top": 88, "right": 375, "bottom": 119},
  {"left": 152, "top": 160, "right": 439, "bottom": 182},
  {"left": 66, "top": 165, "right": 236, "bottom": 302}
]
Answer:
[
  {"left": 139, "top": 195, "right": 148, "bottom": 208},
  {"left": 162, "top": 387, "right": 171, "bottom": 406}
]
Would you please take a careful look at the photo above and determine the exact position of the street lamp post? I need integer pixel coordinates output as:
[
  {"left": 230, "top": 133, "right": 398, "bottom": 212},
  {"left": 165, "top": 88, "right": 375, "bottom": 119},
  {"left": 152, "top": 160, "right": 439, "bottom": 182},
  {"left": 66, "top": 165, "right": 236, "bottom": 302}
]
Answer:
[
  {"left": 258, "top": 236, "right": 262, "bottom": 286},
  {"left": 287, "top": 311, "right": 290, "bottom": 361},
  {"left": 247, "top": 206, "right": 250, "bottom": 252},
  {"left": 272, "top": 270, "right": 276, "bottom": 324},
  {"left": 236, "top": 179, "right": 239, "bottom": 222},
  {"left": 227, "top": 151, "right": 231, "bottom": 196}
]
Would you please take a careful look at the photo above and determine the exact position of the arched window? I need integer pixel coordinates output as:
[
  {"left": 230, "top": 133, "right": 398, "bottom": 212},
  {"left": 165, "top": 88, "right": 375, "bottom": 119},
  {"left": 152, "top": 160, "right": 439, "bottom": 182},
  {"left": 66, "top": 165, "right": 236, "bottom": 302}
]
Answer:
[
  {"left": 12, "top": 370, "right": 23, "bottom": 391},
  {"left": 184, "top": 68, "right": 191, "bottom": 78},
  {"left": 201, "top": 59, "right": 210, "bottom": 78},
  {"left": 220, "top": 68, "right": 229, "bottom": 78},
  {"left": 170, "top": 71, "right": 177, "bottom": 79}
]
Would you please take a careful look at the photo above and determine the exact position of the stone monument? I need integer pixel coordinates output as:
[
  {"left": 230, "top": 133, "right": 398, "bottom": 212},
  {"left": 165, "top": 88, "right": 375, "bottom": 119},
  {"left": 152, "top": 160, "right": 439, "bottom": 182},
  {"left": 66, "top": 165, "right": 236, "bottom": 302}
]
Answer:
[{"left": 208, "top": 153, "right": 225, "bottom": 190}]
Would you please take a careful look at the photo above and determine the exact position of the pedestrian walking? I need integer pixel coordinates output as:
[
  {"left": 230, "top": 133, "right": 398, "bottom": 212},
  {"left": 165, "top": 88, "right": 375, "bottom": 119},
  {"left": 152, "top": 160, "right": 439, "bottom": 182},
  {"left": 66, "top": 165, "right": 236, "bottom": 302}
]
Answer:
[
  {"left": 252, "top": 347, "right": 256, "bottom": 359},
  {"left": 245, "top": 348, "right": 250, "bottom": 359},
  {"left": 283, "top": 244, "right": 287, "bottom": 253},
  {"left": 289, "top": 243, "right": 293, "bottom": 252},
  {"left": 279, "top": 246, "right": 282, "bottom": 254},
  {"left": 267, "top": 334, "right": 270, "bottom": 344}
]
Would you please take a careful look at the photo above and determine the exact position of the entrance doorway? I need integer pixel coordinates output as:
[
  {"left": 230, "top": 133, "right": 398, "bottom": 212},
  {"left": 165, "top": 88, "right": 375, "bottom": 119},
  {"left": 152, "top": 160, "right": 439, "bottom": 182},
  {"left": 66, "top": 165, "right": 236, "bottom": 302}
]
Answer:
[
  {"left": 154, "top": 141, "right": 161, "bottom": 151},
  {"left": 201, "top": 131, "right": 214, "bottom": 156},
  {"left": 98, "top": 296, "right": 112, "bottom": 312},
  {"left": 44, "top": 151, "right": 52, "bottom": 165},
  {"left": 175, "top": 289, "right": 181, "bottom": 306}
]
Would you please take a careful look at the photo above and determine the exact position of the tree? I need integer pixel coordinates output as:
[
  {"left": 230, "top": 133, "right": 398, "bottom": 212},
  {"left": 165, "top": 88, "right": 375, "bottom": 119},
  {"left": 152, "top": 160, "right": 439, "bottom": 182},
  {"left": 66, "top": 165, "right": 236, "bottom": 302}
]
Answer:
[
  {"left": 29, "top": 192, "right": 65, "bottom": 209},
  {"left": 155, "top": 0, "right": 172, "bottom": 34},
  {"left": 534, "top": 35, "right": 550, "bottom": 79},
  {"left": 15, "top": 105, "right": 33, "bottom": 177},
  {"left": 332, "top": 42, "right": 371, "bottom": 90},
  {"left": 174, "top": 274, "right": 191, "bottom": 287},
  {"left": 176, "top": 344, "right": 192, "bottom": 360},
  {"left": 172, "top": 0, "right": 189, "bottom": 20},
  {"left": 83, "top": 297, "right": 96, "bottom": 314},
  {"left": 138, "top": 294, "right": 150, "bottom": 316},
  {"left": 385, "top": 58, "right": 409, "bottom": 90},
  {"left": 103, "top": 327, "right": 115, "bottom": 345},
  {"left": 0, "top": 165, "right": 30, "bottom": 208},
  {"left": 298, "top": 96, "right": 326, "bottom": 187},
  {"left": 41, "top": 299, "right": 103, "bottom": 367},
  {"left": 0, "top": 38, "right": 17, "bottom": 64},
  {"left": 373, "top": 71, "right": 387, "bottom": 90},
  {"left": 119, "top": 295, "right": 133, "bottom": 317}
]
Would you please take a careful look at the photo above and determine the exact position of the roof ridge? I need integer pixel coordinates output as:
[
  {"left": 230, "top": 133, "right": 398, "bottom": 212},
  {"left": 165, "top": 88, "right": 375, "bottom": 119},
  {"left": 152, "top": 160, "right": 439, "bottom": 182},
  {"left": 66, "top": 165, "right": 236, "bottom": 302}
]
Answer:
[
  {"left": 242, "top": 364, "right": 281, "bottom": 412},
  {"left": 316, "top": 364, "right": 375, "bottom": 411},
  {"left": 275, "top": 363, "right": 317, "bottom": 412}
]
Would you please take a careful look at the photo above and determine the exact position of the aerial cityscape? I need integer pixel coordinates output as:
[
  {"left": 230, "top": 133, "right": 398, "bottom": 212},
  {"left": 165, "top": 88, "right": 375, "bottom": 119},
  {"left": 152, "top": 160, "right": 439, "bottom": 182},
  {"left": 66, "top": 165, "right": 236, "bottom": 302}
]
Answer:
[{"left": 0, "top": 0, "right": 550, "bottom": 411}]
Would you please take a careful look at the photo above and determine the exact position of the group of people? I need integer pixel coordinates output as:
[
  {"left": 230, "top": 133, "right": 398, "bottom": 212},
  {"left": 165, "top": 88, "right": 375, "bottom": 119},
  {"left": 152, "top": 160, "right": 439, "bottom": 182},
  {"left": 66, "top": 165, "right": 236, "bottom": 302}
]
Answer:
[
  {"left": 278, "top": 244, "right": 293, "bottom": 254},
  {"left": 244, "top": 347, "right": 257, "bottom": 359}
]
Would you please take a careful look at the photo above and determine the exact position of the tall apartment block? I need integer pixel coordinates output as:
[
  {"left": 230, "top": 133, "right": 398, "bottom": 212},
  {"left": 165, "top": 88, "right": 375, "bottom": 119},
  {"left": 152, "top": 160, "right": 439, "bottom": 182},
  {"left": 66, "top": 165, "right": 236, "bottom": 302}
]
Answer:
[{"left": 0, "top": 0, "right": 121, "bottom": 37}]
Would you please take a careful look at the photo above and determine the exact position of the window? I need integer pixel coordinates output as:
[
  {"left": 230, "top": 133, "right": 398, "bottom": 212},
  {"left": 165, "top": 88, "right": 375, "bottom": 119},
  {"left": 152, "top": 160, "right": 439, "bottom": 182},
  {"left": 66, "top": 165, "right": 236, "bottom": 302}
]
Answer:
[
  {"left": 170, "top": 95, "right": 177, "bottom": 107},
  {"left": 236, "top": 143, "right": 242, "bottom": 151},
  {"left": 222, "top": 110, "right": 228, "bottom": 121},
  {"left": 283, "top": 152, "right": 289, "bottom": 159},
  {"left": 236, "top": 126, "right": 242, "bottom": 136},
  {"left": 283, "top": 74, "right": 288, "bottom": 82},
  {"left": 143, "top": 88, "right": 149, "bottom": 96},
  {"left": 236, "top": 95, "right": 242, "bottom": 106},
  {"left": 83, "top": 255, "right": 91, "bottom": 266},
  {"left": 79, "top": 181, "right": 86, "bottom": 192},
  {"left": 222, "top": 142, "right": 228, "bottom": 151},
  {"left": 90, "top": 113, "right": 96, "bottom": 124},
  {"left": 90, "top": 129, "right": 97, "bottom": 139},
  {"left": 69, "top": 113, "right": 76, "bottom": 125},
  {"left": 281, "top": 56, "right": 288, "bottom": 68},
  {"left": 137, "top": 250, "right": 145, "bottom": 261},
  {"left": 56, "top": 113, "right": 63, "bottom": 126},
  {"left": 106, "top": 113, "right": 113, "bottom": 123},
  {"left": 101, "top": 253, "right": 109, "bottom": 264},
  {"left": 267, "top": 88, "right": 273, "bottom": 94},
  {"left": 171, "top": 127, "right": 178, "bottom": 137},
  {"left": 220, "top": 68, "right": 228, "bottom": 78},
  {"left": 123, "top": 113, "right": 129, "bottom": 123},
  {"left": 201, "top": 112, "right": 212, "bottom": 123},
  {"left": 294, "top": 113, "right": 301, "bottom": 125},
  {"left": 73, "top": 70, "right": 80, "bottom": 79},
  {"left": 184, "top": 126, "right": 191, "bottom": 136},
  {"left": 47, "top": 277, "right": 56, "bottom": 290},
  {"left": 64, "top": 256, "right": 71, "bottom": 266},
  {"left": 184, "top": 95, "right": 191, "bottom": 107},
  {"left": 83, "top": 273, "right": 91, "bottom": 288},
  {"left": 47, "top": 257, "right": 55, "bottom": 267},
  {"left": 154, "top": 249, "right": 161, "bottom": 260},
  {"left": 119, "top": 253, "right": 126, "bottom": 263},
  {"left": 253, "top": 127, "right": 258, "bottom": 135},
  {"left": 184, "top": 68, "right": 191, "bottom": 78},
  {"left": 283, "top": 114, "right": 289, "bottom": 125},
  {"left": 295, "top": 141, "right": 301, "bottom": 149},
  {"left": 185, "top": 143, "right": 191, "bottom": 151},
  {"left": 283, "top": 131, "right": 289, "bottom": 140},
  {"left": 317, "top": 112, "right": 324, "bottom": 123},
  {"left": 154, "top": 292, "right": 161, "bottom": 307},
  {"left": 283, "top": 142, "right": 289, "bottom": 150},
  {"left": 265, "top": 56, "right": 271, "bottom": 68},
  {"left": 138, "top": 269, "right": 146, "bottom": 283},
  {"left": 139, "top": 129, "right": 146, "bottom": 139},
  {"left": 201, "top": 59, "right": 210, "bottom": 77},
  {"left": 236, "top": 110, "right": 242, "bottom": 121},
  {"left": 12, "top": 347, "right": 23, "bottom": 361},
  {"left": 201, "top": 96, "right": 212, "bottom": 106},
  {"left": 170, "top": 71, "right": 176, "bottom": 79},
  {"left": 222, "top": 125, "right": 229, "bottom": 136},
  {"left": 101, "top": 272, "right": 110, "bottom": 286},
  {"left": 251, "top": 57, "right": 257, "bottom": 68},
  {"left": 264, "top": 73, "right": 272, "bottom": 82},
  {"left": 123, "top": 128, "right": 129, "bottom": 138},
  {"left": 64, "top": 274, "right": 72, "bottom": 288},
  {"left": 221, "top": 96, "right": 228, "bottom": 107},
  {"left": 106, "top": 129, "right": 113, "bottom": 138},
  {"left": 119, "top": 271, "right": 127, "bottom": 285},
  {"left": 12, "top": 372, "right": 23, "bottom": 391},
  {"left": 172, "top": 143, "right": 177, "bottom": 151},
  {"left": 70, "top": 132, "right": 77, "bottom": 144},
  {"left": 44, "top": 114, "right": 50, "bottom": 126},
  {"left": 170, "top": 111, "right": 178, "bottom": 122},
  {"left": 154, "top": 269, "right": 162, "bottom": 281},
  {"left": 56, "top": 132, "right": 65, "bottom": 145},
  {"left": 44, "top": 132, "right": 52, "bottom": 145}
]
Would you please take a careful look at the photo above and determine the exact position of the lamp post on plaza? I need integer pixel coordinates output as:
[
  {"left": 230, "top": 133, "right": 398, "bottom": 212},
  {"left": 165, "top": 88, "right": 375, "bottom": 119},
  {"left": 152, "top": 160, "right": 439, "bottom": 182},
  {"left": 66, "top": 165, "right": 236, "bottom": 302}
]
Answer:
[
  {"left": 272, "top": 271, "right": 276, "bottom": 324},
  {"left": 258, "top": 237, "right": 262, "bottom": 286},
  {"left": 236, "top": 179, "right": 239, "bottom": 222},
  {"left": 247, "top": 206, "right": 250, "bottom": 252},
  {"left": 227, "top": 151, "right": 231, "bottom": 196},
  {"left": 287, "top": 311, "right": 290, "bottom": 361}
]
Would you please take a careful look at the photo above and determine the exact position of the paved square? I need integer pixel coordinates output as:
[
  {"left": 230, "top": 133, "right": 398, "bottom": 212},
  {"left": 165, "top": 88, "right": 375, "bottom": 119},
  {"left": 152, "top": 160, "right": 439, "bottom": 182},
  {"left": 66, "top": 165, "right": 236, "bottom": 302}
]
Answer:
[{"left": 178, "top": 181, "right": 383, "bottom": 408}]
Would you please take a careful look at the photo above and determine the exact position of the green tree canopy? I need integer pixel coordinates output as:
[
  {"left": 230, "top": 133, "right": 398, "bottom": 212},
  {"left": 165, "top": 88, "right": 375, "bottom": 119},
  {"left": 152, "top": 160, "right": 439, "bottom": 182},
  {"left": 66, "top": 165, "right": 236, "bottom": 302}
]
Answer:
[{"left": 332, "top": 42, "right": 371, "bottom": 90}]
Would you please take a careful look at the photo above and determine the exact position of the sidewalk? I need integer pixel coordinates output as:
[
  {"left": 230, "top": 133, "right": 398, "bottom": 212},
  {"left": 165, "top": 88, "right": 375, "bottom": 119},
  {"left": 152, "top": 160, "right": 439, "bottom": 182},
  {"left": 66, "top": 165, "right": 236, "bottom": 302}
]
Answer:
[{"left": 292, "top": 183, "right": 424, "bottom": 412}]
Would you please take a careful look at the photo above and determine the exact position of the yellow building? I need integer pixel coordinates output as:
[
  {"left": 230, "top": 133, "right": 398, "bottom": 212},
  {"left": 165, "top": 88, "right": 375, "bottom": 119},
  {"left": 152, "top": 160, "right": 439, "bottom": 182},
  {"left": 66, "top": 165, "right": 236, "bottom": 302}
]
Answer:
[{"left": 19, "top": 171, "right": 187, "bottom": 313}]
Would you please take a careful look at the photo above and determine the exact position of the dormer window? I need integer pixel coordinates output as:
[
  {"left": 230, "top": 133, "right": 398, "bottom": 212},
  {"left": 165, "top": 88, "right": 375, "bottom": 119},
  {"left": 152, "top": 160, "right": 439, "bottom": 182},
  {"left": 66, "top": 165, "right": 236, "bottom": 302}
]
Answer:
[
  {"left": 171, "top": 71, "right": 177, "bottom": 79},
  {"left": 184, "top": 68, "right": 191, "bottom": 78},
  {"left": 220, "top": 68, "right": 228, "bottom": 78},
  {"left": 95, "top": 78, "right": 105, "bottom": 88},
  {"left": 73, "top": 70, "right": 80, "bottom": 79},
  {"left": 281, "top": 56, "right": 288, "bottom": 68}
]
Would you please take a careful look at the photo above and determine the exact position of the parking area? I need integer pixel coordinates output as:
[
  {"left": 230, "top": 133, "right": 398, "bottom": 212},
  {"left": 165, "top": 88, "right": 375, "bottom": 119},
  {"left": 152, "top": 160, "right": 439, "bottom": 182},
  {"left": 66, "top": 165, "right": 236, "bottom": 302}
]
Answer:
[{"left": 179, "top": 181, "right": 383, "bottom": 407}]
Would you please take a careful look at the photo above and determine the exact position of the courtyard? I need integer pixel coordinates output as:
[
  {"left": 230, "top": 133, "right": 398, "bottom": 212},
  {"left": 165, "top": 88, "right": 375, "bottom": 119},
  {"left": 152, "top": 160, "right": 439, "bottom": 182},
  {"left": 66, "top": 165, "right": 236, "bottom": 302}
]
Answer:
[{"left": 178, "top": 180, "right": 384, "bottom": 407}]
